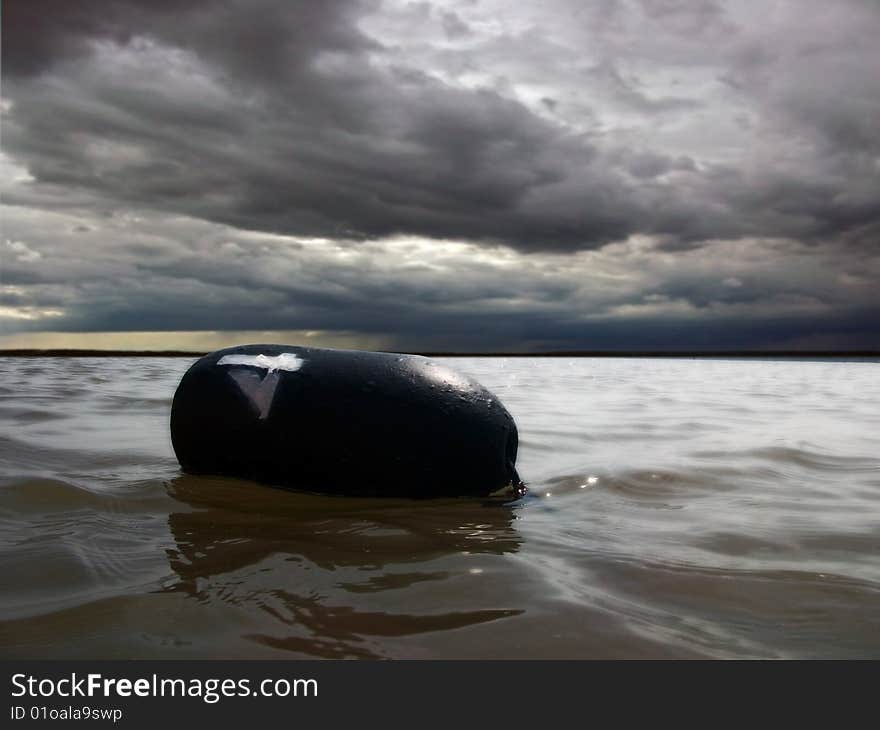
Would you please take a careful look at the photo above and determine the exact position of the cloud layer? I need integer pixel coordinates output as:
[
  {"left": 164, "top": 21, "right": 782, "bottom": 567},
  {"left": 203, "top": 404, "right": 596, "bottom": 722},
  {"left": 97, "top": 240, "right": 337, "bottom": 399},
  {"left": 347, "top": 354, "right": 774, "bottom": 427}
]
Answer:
[{"left": 2, "top": 0, "right": 878, "bottom": 349}]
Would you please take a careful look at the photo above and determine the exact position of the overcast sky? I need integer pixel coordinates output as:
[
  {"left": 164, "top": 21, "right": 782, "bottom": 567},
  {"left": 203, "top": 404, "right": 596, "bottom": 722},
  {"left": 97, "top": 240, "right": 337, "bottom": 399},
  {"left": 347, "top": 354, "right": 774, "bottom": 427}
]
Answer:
[{"left": 2, "top": 0, "right": 878, "bottom": 351}]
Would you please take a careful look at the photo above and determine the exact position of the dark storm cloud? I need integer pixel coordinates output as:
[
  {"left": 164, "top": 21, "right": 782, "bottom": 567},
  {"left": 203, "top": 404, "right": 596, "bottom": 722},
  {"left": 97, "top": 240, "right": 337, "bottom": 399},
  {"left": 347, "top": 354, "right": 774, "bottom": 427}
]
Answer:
[
  {"left": 3, "top": 0, "right": 877, "bottom": 252},
  {"left": 2, "top": 0, "right": 879, "bottom": 349},
  {"left": 1, "top": 7, "right": 631, "bottom": 248},
  {"left": 2, "top": 0, "right": 370, "bottom": 78},
  {"left": 3, "top": 201, "right": 877, "bottom": 349}
]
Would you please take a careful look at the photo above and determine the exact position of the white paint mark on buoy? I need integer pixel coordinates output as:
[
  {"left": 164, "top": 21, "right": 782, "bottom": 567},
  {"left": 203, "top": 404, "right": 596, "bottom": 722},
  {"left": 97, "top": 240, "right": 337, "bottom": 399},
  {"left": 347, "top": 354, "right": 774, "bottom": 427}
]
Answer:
[
  {"left": 218, "top": 352, "right": 304, "bottom": 373},
  {"left": 217, "top": 353, "right": 305, "bottom": 419}
]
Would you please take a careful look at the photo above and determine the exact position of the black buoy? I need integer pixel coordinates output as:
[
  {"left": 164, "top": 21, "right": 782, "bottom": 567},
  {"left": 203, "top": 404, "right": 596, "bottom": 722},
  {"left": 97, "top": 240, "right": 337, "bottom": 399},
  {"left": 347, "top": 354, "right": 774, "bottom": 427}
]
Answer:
[{"left": 170, "top": 344, "right": 524, "bottom": 498}]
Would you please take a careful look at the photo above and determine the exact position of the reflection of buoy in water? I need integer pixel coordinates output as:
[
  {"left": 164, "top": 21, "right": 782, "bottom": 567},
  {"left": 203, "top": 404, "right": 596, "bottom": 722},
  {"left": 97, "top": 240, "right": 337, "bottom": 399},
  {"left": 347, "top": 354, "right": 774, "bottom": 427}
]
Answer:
[{"left": 170, "top": 345, "right": 524, "bottom": 498}]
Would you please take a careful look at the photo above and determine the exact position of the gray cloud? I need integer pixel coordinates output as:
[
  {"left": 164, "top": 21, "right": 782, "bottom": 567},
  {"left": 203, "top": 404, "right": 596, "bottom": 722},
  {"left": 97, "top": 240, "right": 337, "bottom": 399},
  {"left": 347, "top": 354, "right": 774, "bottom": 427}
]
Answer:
[
  {"left": 1, "top": 0, "right": 878, "bottom": 349},
  {"left": 2, "top": 199, "right": 877, "bottom": 349},
  {"left": 4, "top": 0, "right": 878, "bottom": 250}
]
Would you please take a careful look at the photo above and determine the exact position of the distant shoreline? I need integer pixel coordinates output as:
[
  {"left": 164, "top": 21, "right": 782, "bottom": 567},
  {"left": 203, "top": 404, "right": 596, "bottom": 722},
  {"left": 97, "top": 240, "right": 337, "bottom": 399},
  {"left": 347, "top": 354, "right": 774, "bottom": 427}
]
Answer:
[{"left": 1, "top": 348, "right": 878, "bottom": 360}]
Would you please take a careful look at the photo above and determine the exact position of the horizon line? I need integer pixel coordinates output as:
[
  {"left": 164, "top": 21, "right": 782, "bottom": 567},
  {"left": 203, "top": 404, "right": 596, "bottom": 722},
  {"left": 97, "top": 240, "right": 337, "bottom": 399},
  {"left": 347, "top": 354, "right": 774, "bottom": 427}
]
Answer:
[{"left": 1, "top": 348, "right": 878, "bottom": 359}]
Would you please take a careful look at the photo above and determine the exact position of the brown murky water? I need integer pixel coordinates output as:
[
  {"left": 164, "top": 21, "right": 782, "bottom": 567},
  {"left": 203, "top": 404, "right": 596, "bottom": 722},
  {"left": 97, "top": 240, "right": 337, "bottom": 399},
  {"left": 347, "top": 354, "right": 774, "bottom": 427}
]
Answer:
[{"left": 1, "top": 356, "right": 878, "bottom": 658}]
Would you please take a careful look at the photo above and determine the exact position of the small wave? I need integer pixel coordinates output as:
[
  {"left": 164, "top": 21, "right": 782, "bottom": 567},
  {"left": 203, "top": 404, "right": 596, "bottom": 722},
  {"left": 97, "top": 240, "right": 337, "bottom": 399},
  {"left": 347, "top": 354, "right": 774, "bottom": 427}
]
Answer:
[
  {"left": 693, "top": 446, "right": 880, "bottom": 473},
  {"left": 0, "top": 477, "right": 174, "bottom": 516},
  {"left": 0, "top": 406, "right": 68, "bottom": 425},
  {"left": 538, "top": 468, "right": 739, "bottom": 500},
  {"left": 0, "top": 434, "right": 174, "bottom": 478},
  {"left": 0, "top": 506, "right": 174, "bottom": 623}
]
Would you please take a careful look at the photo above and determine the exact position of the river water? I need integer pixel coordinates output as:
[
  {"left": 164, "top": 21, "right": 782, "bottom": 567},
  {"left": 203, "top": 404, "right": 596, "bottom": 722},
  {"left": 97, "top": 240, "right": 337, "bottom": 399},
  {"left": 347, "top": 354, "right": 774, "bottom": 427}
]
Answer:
[{"left": 1, "top": 356, "right": 878, "bottom": 658}]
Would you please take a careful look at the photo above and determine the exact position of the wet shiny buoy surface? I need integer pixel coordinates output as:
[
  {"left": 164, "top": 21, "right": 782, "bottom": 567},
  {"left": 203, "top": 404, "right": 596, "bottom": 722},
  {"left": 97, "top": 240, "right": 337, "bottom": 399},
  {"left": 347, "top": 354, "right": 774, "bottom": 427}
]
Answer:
[{"left": 170, "top": 345, "right": 523, "bottom": 498}]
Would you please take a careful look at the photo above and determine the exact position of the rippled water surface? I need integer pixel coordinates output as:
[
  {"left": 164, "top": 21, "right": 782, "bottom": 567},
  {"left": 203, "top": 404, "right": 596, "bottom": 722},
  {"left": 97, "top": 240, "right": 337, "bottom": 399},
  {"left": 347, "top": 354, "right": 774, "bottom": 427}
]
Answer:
[{"left": 1, "top": 356, "right": 878, "bottom": 659}]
